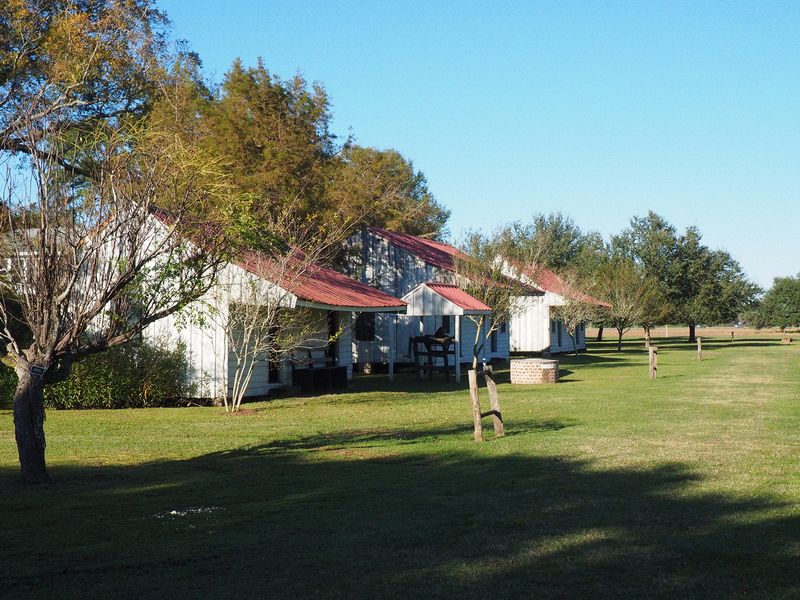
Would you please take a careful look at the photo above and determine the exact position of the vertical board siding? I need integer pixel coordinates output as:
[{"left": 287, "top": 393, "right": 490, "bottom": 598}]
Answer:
[{"left": 510, "top": 291, "right": 587, "bottom": 354}]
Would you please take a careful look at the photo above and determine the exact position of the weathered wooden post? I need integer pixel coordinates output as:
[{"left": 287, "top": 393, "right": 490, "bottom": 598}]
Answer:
[
  {"left": 468, "top": 369, "right": 483, "bottom": 442},
  {"left": 482, "top": 364, "right": 504, "bottom": 437},
  {"left": 649, "top": 346, "right": 658, "bottom": 379},
  {"left": 697, "top": 337, "right": 703, "bottom": 361}
]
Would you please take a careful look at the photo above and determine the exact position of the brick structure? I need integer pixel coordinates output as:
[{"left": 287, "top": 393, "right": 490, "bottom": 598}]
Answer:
[{"left": 510, "top": 358, "right": 559, "bottom": 384}]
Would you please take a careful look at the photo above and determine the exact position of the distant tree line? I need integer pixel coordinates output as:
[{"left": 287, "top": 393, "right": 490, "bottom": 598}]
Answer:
[{"left": 493, "top": 211, "right": 761, "bottom": 347}]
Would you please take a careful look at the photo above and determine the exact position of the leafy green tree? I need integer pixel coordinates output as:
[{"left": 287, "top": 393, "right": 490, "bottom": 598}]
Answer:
[
  {"left": 207, "top": 58, "right": 336, "bottom": 224},
  {"left": 754, "top": 275, "right": 800, "bottom": 330},
  {"left": 205, "top": 61, "right": 449, "bottom": 239},
  {"left": 0, "top": 0, "right": 170, "bottom": 175},
  {"left": 594, "top": 260, "right": 668, "bottom": 350},
  {"left": 328, "top": 146, "right": 450, "bottom": 238},
  {"left": 614, "top": 212, "right": 758, "bottom": 342},
  {"left": 506, "top": 212, "right": 594, "bottom": 271}
]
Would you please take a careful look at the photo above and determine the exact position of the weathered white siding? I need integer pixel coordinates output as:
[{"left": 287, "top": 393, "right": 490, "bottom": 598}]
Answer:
[
  {"left": 345, "top": 230, "right": 456, "bottom": 298},
  {"left": 144, "top": 259, "right": 359, "bottom": 399},
  {"left": 510, "top": 295, "right": 551, "bottom": 353},
  {"left": 510, "top": 291, "right": 588, "bottom": 354},
  {"left": 144, "top": 298, "right": 227, "bottom": 399}
]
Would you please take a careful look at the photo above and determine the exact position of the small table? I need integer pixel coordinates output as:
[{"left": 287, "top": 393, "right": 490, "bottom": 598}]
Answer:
[{"left": 411, "top": 335, "right": 456, "bottom": 381}]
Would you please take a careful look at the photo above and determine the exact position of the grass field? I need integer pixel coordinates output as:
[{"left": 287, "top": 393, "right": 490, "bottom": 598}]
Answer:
[{"left": 1, "top": 336, "right": 799, "bottom": 599}]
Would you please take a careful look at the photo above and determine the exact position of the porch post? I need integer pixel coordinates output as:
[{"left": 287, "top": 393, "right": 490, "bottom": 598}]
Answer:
[
  {"left": 388, "top": 313, "right": 396, "bottom": 381},
  {"left": 455, "top": 314, "right": 461, "bottom": 384}
]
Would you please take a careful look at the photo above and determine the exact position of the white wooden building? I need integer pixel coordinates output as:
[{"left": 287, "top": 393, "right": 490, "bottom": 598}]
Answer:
[
  {"left": 343, "top": 227, "right": 514, "bottom": 370},
  {"left": 144, "top": 250, "right": 406, "bottom": 400},
  {"left": 509, "top": 266, "right": 610, "bottom": 354}
]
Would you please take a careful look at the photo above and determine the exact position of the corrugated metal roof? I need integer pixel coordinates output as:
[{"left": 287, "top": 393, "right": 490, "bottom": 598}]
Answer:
[
  {"left": 238, "top": 250, "right": 406, "bottom": 311},
  {"left": 426, "top": 283, "right": 493, "bottom": 312},
  {"left": 522, "top": 265, "right": 611, "bottom": 308},
  {"left": 369, "top": 227, "right": 460, "bottom": 271},
  {"left": 369, "top": 228, "right": 540, "bottom": 294}
]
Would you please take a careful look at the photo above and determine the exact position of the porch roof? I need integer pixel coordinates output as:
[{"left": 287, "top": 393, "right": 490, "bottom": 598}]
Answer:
[{"left": 402, "top": 282, "right": 492, "bottom": 316}]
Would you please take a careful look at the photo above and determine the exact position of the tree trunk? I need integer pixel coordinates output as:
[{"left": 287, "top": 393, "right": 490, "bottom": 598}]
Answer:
[
  {"left": 13, "top": 370, "right": 49, "bottom": 483},
  {"left": 617, "top": 329, "right": 623, "bottom": 351},
  {"left": 688, "top": 324, "right": 697, "bottom": 343},
  {"left": 471, "top": 315, "right": 484, "bottom": 371},
  {"left": 571, "top": 333, "right": 578, "bottom": 356},
  {"left": 596, "top": 324, "right": 604, "bottom": 342},
  {"left": 468, "top": 369, "right": 483, "bottom": 442}
]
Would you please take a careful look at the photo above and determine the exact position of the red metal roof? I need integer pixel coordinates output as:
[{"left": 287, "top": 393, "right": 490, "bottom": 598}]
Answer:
[
  {"left": 369, "top": 228, "right": 539, "bottom": 294},
  {"left": 522, "top": 265, "right": 611, "bottom": 308},
  {"left": 426, "top": 283, "right": 492, "bottom": 312},
  {"left": 238, "top": 250, "right": 406, "bottom": 311},
  {"left": 369, "top": 227, "right": 460, "bottom": 271}
]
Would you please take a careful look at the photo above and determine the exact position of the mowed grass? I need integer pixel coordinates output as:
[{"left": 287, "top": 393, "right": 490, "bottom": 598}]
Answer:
[{"left": 1, "top": 337, "right": 799, "bottom": 599}]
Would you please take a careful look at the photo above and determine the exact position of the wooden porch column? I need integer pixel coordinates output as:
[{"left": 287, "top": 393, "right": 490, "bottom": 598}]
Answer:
[
  {"left": 454, "top": 315, "right": 461, "bottom": 383},
  {"left": 388, "top": 313, "right": 395, "bottom": 381}
]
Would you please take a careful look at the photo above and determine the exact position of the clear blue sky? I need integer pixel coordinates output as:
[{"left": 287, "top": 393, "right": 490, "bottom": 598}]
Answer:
[{"left": 159, "top": 0, "right": 800, "bottom": 288}]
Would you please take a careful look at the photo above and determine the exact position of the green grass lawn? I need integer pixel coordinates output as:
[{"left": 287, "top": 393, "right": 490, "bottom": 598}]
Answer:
[{"left": 1, "top": 337, "right": 799, "bottom": 599}]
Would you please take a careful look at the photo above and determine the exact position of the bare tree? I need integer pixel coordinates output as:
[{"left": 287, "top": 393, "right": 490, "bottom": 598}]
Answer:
[
  {"left": 0, "top": 121, "right": 228, "bottom": 483},
  {"left": 453, "top": 229, "right": 542, "bottom": 440},
  {"left": 211, "top": 202, "right": 354, "bottom": 413},
  {"left": 550, "top": 269, "right": 603, "bottom": 356}
]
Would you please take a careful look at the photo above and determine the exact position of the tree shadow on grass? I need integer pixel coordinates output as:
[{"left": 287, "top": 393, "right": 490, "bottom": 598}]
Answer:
[
  {"left": 254, "top": 419, "right": 573, "bottom": 452},
  {"left": 2, "top": 430, "right": 798, "bottom": 600}
]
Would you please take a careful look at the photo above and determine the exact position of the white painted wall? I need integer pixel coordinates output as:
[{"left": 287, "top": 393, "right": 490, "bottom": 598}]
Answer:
[
  {"left": 509, "top": 291, "right": 588, "bottom": 354},
  {"left": 144, "top": 260, "right": 359, "bottom": 399}
]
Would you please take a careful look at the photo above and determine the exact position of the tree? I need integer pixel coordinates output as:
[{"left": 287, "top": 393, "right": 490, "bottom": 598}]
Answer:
[
  {"left": 595, "top": 261, "right": 666, "bottom": 350},
  {"left": 213, "top": 200, "right": 355, "bottom": 413},
  {"left": 504, "top": 212, "right": 591, "bottom": 271},
  {"left": 0, "top": 0, "right": 170, "bottom": 175},
  {"left": 550, "top": 269, "right": 603, "bottom": 356},
  {"left": 206, "top": 61, "right": 450, "bottom": 240},
  {"left": 1, "top": 123, "right": 229, "bottom": 482},
  {"left": 638, "top": 283, "right": 672, "bottom": 348},
  {"left": 207, "top": 59, "right": 336, "bottom": 226},
  {"left": 615, "top": 212, "right": 758, "bottom": 342},
  {"left": 328, "top": 145, "right": 450, "bottom": 238},
  {"left": 0, "top": 2, "right": 231, "bottom": 481},
  {"left": 453, "top": 228, "right": 540, "bottom": 441},
  {"left": 754, "top": 275, "right": 800, "bottom": 330}
]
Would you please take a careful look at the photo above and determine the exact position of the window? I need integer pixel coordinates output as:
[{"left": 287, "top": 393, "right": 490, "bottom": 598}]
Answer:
[
  {"left": 557, "top": 321, "right": 562, "bottom": 346},
  {"left": 326, "top": 311, "right": 339, "bottom": 364},
  {"left": 551, "top": 319, "right": 556, "bottom": 333},
  {"left": 355, "top": 312, "right": 375, "bottom": 341},
  {"left": 491, "top": 328, "right": 498, "bottom": 353}
]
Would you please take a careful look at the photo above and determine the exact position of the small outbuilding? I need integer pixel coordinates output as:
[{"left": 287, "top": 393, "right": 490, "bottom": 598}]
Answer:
[{"left": 401, "top": 282, "right": 493, "bottom": 381}]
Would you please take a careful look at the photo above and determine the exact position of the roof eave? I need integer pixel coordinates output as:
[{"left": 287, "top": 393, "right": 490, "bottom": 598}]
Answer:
[{"left": 295, "top": 299, "right": 408, "bottom": 313}]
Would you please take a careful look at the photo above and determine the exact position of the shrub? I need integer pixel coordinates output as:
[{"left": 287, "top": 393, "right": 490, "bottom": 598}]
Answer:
[
  {"left": 44, "top": 341, "right": 197, "bottom": 409},
  {"left": 0, "top": 363, "right": 16, "bottom": 409}
]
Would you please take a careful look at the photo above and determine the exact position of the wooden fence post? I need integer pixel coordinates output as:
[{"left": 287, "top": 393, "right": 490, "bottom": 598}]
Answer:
[
  {"left": 697, "top": 337, "right": 702, "bottom": 361},
  {"left": 483, "top": 365, "right": 504, "bottom": 437},
  {"left": 649, "top": 346, "right": 658, "bottom": 379},
  {"left": 468, "top": 369, "right": 483, "bottom": 442}
]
